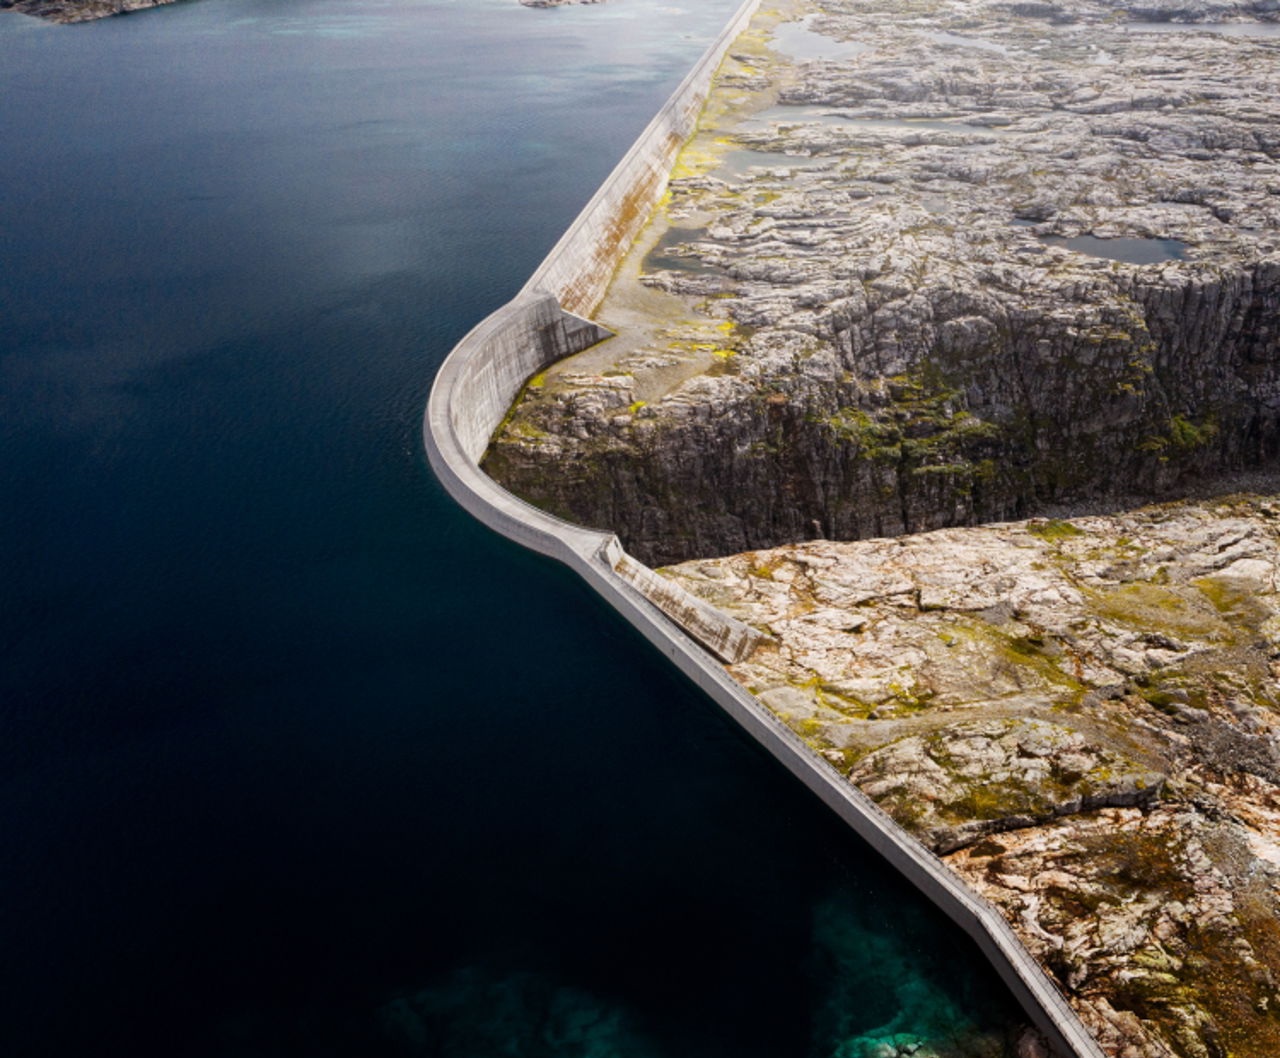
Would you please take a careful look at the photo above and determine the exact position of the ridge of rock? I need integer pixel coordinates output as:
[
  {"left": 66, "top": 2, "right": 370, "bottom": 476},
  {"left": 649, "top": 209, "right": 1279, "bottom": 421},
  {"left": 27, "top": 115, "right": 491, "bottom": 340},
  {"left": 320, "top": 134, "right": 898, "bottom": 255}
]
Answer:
[
  {"left": 1, "top": 0, "right": 176, "bottom": 23},
  {"left": 480, "top": 1, "right": 1280, "bottom": 1052}
]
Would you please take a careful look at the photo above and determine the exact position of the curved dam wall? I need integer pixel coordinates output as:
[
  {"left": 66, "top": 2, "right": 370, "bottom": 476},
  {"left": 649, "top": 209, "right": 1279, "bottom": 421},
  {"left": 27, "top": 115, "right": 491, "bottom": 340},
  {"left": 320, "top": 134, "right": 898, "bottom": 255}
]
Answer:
[
  {"left": 431, "top": 288, "right": 765, "bottom": 666},
  {"left": 427, "top": 295, "right": 1103, "bottom": 1058},
  {"left": 424, "top": 3, "right": 1106, "bottom": 1056},
  {"left": 443, "top": 293, "right": 610, "bottom": 465}
]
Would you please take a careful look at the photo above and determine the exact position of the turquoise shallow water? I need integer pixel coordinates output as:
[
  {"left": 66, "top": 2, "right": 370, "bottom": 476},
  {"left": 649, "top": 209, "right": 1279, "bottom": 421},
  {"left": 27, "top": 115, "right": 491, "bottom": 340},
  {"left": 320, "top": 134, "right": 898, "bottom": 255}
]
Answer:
[{"left": 0, "top": 1, "right": 1022, "bottom": 1054}]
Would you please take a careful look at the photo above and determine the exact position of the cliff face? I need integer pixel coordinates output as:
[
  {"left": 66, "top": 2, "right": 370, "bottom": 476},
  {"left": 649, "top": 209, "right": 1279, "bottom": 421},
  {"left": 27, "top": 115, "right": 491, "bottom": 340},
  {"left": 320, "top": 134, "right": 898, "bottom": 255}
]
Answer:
[
  {"left": 485, "top": 0, "right": 1280, "bottom": 567},
  {"left": 662, "top": 495, "right": 1280, "bottom": 1058},
  {"left": 1, "top": 0, "right": 175, "bottom": 24}
]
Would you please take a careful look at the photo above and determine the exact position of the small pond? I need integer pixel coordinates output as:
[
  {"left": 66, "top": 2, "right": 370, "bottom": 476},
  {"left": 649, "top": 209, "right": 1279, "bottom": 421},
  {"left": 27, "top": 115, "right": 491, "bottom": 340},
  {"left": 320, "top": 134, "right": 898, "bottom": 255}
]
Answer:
[
  {"left": 770, "top": 15, "right": 870, "bottom": 60},
  {"left": 1041, "top": 234, "right": 1188, "bottom": 263},
  {"left": 716, "top": 147, "right": 828, "bottom": 179},
  {"left": 644, "top": 225, "right": 717, "bottom": 273}
]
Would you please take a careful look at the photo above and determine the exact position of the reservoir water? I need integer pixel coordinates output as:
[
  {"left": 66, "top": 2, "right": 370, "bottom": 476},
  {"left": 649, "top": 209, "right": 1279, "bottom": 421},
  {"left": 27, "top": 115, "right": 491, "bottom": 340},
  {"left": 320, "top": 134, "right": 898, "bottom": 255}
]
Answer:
[{"left": 0, "top": 0, "right": 1022, "bottom": 1055}]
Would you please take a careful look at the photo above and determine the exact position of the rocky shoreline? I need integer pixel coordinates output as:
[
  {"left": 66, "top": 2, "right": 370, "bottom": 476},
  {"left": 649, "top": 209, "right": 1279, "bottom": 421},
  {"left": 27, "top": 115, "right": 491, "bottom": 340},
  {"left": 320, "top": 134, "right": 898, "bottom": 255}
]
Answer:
[
  {"left": 1, "top": 0, "right": 175, "bottom": 23},
  {"left": 519, "top": 0, "right": 605, "bottom": 8},
  {"left": 663, "top": 494, "right": 1280, "bottom": 1058},
  {"left": 514, "top": 0, "right": 604, "bottom": 8}
]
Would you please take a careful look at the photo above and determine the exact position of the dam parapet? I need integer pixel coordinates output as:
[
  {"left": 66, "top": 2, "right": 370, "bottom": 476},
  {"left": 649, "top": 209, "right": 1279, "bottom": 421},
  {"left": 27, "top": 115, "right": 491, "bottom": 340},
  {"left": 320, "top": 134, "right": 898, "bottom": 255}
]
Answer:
[{"left": 518, "top": 0, "right": 763, "bottom": 317}]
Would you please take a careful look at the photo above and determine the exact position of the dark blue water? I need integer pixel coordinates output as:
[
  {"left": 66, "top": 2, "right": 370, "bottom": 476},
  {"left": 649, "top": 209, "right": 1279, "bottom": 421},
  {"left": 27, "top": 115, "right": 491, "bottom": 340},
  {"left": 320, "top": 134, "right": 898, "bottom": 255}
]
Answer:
[{"left": 0, "top": 1, "right": 1023, "bottom": 1055}]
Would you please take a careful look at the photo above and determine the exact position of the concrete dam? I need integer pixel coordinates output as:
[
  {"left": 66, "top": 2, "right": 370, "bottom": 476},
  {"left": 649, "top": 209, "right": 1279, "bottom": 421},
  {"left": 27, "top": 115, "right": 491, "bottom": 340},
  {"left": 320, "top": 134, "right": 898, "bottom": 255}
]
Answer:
[{"left": 423, "top": 1, "right": 1106, "bottom": 1055}]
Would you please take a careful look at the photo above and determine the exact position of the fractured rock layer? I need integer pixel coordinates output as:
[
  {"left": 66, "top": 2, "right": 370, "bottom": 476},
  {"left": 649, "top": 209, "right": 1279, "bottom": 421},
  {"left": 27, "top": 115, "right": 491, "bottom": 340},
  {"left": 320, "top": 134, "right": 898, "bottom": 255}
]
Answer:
[
  {"left": 664, "top": 495, "right": 1280, "bottom": 1058},
  {"left": 479, "top": 1, "right": 1280, "bottom": 1053},
  {"left": 487, "top": 0, "right": 1280, "bottom": 566}
]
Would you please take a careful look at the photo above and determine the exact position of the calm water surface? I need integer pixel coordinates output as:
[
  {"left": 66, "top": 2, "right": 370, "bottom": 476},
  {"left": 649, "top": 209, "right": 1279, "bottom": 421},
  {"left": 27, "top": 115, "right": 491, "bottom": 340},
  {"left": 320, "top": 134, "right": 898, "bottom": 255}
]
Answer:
[
  {"left": 770, "top": 14, "right": 869, "bottom": 61},
  {"left": 1042, "top": 234, "right": 1187, "bottom": 264},
  {"left": 0, "top": 0, "right": 1022, "bottom": 1054}
]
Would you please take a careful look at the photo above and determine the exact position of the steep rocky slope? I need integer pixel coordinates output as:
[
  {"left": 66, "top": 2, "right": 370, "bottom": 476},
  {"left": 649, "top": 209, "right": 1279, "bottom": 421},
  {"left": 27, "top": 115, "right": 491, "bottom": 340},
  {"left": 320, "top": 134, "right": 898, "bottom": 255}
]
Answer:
[
  {"left": 1, "top": 0, "right": 175, "bottom": 23},
  {"left": 487, "top": 0, "right": 1280, "bottom": 566},
  {"left": 663, "top": 494, "right": 1280, "bottom": 1058}
]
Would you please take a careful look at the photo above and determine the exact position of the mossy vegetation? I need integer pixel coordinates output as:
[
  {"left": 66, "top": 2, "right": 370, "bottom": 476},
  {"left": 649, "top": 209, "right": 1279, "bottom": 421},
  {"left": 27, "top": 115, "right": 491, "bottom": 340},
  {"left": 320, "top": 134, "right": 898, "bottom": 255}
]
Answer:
[
  {"left": 1027, "top": 519, "right": 1085, "bottom": 542},
  {"left": 1075, "top": 828, "right": 1193, "bottom": 902},
  {"left": 946, "top": 618, "right": 1087, "bottom": 697},
  {"left": 819, "top": 369, "right": 1005, "bottom": 519},
  {"left": 1067, "top": 819, "right": 1280, "bottom": 1058},
  {"left": 1193, "top": 575, "right": 1265, "bottom": 624},
  {"left": 1088, "top": 582, "right": 1236, "bottom": 643},
  {"left": 1140, "top": 413, "right": 1220, "bottom": 457},
  {"left": 947, "top": 780, "right": 1044, "bottom": 823}
]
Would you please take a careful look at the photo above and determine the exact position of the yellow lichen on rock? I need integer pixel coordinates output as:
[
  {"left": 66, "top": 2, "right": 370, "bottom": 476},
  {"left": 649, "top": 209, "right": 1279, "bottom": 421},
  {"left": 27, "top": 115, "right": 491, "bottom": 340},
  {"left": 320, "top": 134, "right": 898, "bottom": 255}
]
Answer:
[{"left": 664, "top": 495, "right": 1280, "bottom": 1058}]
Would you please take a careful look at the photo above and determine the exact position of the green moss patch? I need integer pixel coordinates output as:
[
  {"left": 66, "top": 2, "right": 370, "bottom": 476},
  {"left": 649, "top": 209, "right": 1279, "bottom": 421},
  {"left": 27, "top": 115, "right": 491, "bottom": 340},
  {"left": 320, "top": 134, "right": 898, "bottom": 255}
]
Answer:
[{"left": 1089, "top": 582, "right": 1236, "bottom": 643}]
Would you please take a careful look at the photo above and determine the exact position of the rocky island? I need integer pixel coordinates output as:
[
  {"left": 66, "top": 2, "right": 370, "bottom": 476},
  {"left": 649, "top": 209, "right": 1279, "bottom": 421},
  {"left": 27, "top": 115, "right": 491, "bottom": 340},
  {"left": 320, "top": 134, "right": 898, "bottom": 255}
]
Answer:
[
  {"left": 478, "top": 1, "right": 1280, "bottom": 1055},
  {"left": 519, "top": 0, "right": 605, "bottom": 8},
  {"left": 1, "top": 0, "right": 174, "bottom": 23}
]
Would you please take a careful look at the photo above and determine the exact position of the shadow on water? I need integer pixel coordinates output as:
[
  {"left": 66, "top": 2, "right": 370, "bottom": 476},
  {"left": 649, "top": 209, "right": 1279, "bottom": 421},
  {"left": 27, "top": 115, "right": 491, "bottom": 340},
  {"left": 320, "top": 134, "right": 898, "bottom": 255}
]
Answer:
[{"left": 0, "top": 0, "right": 1024, "bottom": 1054}]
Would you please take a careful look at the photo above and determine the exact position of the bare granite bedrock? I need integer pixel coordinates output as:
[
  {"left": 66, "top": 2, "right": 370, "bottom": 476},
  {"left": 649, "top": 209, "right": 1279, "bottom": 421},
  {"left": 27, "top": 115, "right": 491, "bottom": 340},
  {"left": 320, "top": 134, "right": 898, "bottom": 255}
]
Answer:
[
  {"left": 477, "top": 1, "right": 1280, "bottom": 1054},
  {"left": 486, "top": 0, "right": 1280, "bottom": 568},
  {"left": 663, "top": 495, "right": 1280, "bottom": 1058}
]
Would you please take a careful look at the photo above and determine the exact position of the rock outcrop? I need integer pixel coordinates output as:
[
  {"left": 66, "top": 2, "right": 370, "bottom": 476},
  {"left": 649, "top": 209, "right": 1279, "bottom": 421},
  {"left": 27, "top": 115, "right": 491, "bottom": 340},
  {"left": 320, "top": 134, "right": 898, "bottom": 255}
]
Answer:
[
  {"left": 486, "top": 0, "right": 1280, "bottom": 567},
  {"left": 662, "top": 495, "right": 1280, "bottom": 1058},
  {"left": 1, "top": 0, "right": 175, "bottom": 23}
]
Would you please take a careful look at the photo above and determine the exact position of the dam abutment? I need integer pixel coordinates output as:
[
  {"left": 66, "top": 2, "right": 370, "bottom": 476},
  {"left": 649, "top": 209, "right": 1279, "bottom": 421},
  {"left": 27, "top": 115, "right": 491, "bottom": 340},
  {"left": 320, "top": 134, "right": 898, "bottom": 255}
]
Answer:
[{"left": 518, "top": 0, "right": 764, "bottom": 315}]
